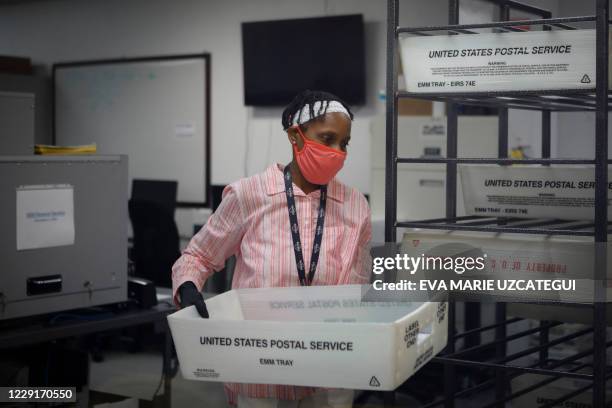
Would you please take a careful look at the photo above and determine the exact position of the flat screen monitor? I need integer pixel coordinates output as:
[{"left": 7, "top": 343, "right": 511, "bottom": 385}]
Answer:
[{"left": 242, "top": 14, "right": 366, "bottom": 106}]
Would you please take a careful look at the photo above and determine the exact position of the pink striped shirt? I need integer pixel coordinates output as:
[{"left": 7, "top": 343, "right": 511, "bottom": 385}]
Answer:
[{"left": 171, "top": 163, "right": 371, "bottom": 404}]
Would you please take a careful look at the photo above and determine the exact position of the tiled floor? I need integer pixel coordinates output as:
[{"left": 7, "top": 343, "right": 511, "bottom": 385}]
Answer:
[
  {"left": 88, "top": 350, "right": 431, "bottom": 407},
  {"left": 87, "top": 340, "right": 607, "bottom": 407},
  {"left": 90, "top": 350, "right": 227, "bottom": 407}
]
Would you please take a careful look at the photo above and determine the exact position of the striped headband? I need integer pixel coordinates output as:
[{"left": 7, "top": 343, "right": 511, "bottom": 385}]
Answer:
[{"left": 288, "top": 100, "right": 351, "bottom": 129}]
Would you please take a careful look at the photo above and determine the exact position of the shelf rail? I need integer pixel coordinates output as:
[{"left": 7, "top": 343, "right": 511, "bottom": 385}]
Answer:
[{"left": 385, "top": 0, "right": 609, "bottom": 406}]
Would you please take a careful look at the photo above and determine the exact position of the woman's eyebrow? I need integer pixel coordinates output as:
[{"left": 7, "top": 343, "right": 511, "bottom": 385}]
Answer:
[{"left": 317, "top": 129, "right": 338, "bottom": 136}]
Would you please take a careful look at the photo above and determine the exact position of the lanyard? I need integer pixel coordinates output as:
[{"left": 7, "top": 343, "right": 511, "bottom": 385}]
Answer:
[{"left": 283, "top": 164, "right": 327, "bottom": 286}]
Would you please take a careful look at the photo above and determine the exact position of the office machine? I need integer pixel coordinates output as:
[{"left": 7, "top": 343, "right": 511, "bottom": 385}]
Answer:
[
  {"left": 0, "top": 155, "right": 128, "bottom": 320},
  {"left": 128, "top": 277, "right": 158, "bottom": 309}
]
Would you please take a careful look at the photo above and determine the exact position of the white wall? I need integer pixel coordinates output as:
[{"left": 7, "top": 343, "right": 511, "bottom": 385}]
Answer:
[
  {"left": 555, "top": 0, "right": 611, "bottom": 159},
  {"left": 508, "top": 0, "right": 560, "bottom": 159},
  {"left": 0, "top": 0, "right": 451, "bottom": 194},
  {"left": 3, "top": 0, "right": 584, "bottom": 193},
  {"left": 459, "top": 0, "right": 611, "bottom": 161},
  {"left": 460, "top": 0, "right": 561, "bottom": 159}
]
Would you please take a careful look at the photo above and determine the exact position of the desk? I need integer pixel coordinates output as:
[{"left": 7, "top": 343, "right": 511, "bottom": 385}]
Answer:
[{"left": 0, "top": 301, "right": 176, "bottom": 407}]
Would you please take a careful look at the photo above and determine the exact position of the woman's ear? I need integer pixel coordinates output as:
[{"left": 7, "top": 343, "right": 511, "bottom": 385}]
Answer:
[{"left": 287, "top": 127, "right": 298, "bottom": 146}]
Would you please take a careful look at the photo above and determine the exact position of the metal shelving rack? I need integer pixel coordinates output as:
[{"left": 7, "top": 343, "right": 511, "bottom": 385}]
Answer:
[{"left": 385, "top": 0, "right": 610, "bottom": 407}]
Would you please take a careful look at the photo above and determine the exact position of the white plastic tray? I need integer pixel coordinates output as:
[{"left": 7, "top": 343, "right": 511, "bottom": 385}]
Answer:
[
  {"left": 167, "top": 284, "right": 448, "bottom": 390},
  {"left": 400, "top": 29, "right": 605, "bottom": 93}
]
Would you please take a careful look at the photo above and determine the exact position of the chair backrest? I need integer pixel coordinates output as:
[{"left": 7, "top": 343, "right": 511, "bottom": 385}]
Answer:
[
  {"left": 129, "top": 179, "right": 180, "bottom": 288},
  {"left": 131, "top": 179, "right": 178, "bottom": 216}
]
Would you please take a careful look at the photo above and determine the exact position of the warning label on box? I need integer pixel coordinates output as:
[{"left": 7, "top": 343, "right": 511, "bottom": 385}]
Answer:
[
  {"left": 194, "top": 368, "right": 220, "bottom": 378},
  {"left": 460, "top": 165, "right": 612, "bottom": 220},
  {"left": 400, "top": 29, "right": 601, "bottom": 92}
]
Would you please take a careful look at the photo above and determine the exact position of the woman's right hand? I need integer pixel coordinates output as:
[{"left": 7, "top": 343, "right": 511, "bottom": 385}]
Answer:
[{"left": 178, "top": 281, "right": 209, "bottom": 318}]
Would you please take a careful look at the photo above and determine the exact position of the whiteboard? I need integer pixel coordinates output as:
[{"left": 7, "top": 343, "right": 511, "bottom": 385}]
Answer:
[{"left": 54, "top": 55, "right": 210, "bottom": 205}]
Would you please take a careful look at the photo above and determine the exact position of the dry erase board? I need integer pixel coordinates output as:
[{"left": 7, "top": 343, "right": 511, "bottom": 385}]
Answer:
[{"left": 53, "top": 55, "right": 210, "bottom": 206}]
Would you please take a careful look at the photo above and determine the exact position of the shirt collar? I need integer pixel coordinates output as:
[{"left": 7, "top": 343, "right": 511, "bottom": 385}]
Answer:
[{"left": 264, "top": 163, "right": 344, "bottom": 203}]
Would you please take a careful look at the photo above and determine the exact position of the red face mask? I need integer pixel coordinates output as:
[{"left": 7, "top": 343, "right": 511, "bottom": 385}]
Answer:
[{"left": 292, "top": 126, "right": 347, "bottom": 185}]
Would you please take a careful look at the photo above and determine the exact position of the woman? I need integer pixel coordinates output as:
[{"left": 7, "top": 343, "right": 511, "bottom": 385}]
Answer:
[{"left": 172, "top": 90, "right": 372, "bottom": 408}]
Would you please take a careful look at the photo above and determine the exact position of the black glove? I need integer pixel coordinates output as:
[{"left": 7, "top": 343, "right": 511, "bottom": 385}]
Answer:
[{"left": 178, "top": 281, "right": 208, "bottom": 318}]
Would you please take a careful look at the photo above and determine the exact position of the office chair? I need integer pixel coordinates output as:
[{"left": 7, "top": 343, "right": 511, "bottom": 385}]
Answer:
[
  {"left": 128, "top": 179, "right": 180, "bottom": 288},
  {"left": 131, "top": 179, "right": 178, "bottom": 216}
]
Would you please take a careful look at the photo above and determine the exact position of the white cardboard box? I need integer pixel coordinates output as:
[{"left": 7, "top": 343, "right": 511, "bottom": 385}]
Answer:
[{"left": 167, "top": 285, "right": 448, "bottom": 390}]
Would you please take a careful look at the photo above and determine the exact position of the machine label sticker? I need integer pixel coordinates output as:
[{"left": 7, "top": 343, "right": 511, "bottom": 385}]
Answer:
[
  {"left": 400, "top": 29, "right": 599, "bottom": 92},
  {"left": 16, "top": 184, "right": 75, "bottom": 251}
]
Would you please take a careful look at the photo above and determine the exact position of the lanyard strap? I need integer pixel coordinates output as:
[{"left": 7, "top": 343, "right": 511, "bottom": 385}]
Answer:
[{"left": 283, "top": 164, "right": 327, "bottom": 286}]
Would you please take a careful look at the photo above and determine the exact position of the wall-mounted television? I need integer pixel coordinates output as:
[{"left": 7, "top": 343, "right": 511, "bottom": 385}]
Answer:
[{"left": 241, "top": 14, "right": 366, "bottom": 106}]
